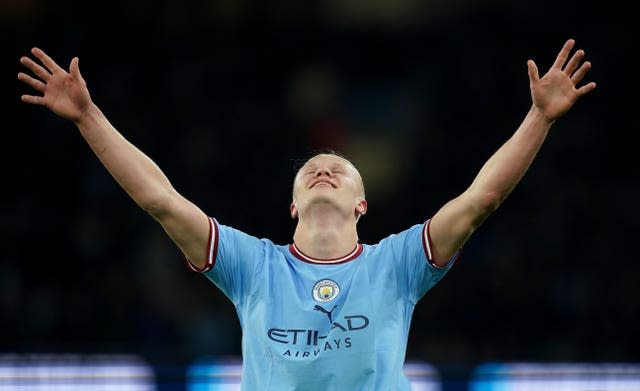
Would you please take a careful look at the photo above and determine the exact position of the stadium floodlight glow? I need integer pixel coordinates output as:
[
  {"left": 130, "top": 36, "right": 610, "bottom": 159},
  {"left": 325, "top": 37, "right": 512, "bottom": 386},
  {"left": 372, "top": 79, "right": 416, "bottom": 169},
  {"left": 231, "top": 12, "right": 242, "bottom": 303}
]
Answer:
[
  {"left": 186, "top": 357, "right": 442, "bottom": 390},
  {"left": 0, "top": 354, "right": 156, "bottom": 391},
  {"left": 470, "top": 362, "right": 640, "bottom": 391}
]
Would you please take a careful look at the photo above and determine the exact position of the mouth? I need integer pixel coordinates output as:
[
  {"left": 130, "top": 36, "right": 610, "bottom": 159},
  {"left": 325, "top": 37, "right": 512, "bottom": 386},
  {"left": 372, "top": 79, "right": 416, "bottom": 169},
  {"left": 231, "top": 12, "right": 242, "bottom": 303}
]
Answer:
[{"left": 310, "top": 180, "right": 336, "bottom": 189}]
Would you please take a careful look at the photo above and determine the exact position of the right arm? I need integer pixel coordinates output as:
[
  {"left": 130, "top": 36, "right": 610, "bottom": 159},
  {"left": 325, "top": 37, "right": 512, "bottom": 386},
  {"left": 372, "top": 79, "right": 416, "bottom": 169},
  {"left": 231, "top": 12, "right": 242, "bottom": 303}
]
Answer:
[
  {"left": 427, "top": 39, "right": 595, "bottom": 266},
  {"left": 18, "top": 47, "right": 211, "bottom": 269}
]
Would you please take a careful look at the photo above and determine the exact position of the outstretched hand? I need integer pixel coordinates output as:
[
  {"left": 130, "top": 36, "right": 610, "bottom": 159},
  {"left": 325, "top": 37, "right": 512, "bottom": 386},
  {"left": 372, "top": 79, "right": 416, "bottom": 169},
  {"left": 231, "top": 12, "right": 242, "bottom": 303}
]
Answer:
[
  {"left": 527, "top": 39, "right": 596, "bottom": 123},
  {"left": 18, "top": 48, "right": 92, "bottom": 123}
]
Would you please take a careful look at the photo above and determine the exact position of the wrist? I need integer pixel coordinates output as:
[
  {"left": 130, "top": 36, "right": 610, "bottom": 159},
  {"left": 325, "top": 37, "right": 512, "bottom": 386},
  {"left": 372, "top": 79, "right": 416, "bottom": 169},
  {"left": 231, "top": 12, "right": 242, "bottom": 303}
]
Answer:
[
  {"left": 74, "top": 103, "right": 101, "bottom": 128},
  {"left": 529, "top": 104, "right": 555, "bottom": 127}
]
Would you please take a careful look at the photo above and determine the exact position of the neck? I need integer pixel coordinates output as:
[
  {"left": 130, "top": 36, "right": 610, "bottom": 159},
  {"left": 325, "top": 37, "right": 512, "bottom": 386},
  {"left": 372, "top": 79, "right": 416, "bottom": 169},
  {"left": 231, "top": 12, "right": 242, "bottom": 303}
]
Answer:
[{"left": 293, "top": 205, "right": 359, "bottom": 261}]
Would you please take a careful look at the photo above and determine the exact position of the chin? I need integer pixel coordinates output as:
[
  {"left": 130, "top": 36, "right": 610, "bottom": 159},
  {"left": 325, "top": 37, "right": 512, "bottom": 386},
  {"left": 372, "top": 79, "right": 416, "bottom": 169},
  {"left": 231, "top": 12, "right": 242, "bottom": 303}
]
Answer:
[
  {"left": 303, "top": 195, "right": 350, "bottom": 211},
  {"left": 307, "top": 194, "right": 338, "bottom": 204}
]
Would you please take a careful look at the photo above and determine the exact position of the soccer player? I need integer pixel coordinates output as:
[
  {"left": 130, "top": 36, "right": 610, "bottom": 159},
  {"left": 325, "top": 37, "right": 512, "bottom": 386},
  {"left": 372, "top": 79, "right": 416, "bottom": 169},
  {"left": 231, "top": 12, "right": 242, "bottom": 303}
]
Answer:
[{"left": 17, "top": 38, "right": 595, "bottom": 390}]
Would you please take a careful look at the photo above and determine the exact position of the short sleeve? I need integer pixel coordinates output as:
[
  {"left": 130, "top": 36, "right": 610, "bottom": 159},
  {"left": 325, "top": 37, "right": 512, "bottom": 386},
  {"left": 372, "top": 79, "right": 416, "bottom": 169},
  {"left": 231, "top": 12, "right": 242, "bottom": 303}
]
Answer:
[
  {"left": 377, "top": 219, "right": 460, "bottom": 303},
  {"left": 186, "top": 217, "right": 265, "bottom": 306}
]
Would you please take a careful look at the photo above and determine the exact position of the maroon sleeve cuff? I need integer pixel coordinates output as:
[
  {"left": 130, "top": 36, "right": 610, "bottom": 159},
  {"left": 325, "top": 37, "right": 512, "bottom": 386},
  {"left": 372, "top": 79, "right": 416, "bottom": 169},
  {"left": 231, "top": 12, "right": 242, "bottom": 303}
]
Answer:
[
  {"left": 184, "top": 217, "right": 219, "bottom": 273},
  {"left": 422, "top": 219, "right": 450, "bottom": 269}
]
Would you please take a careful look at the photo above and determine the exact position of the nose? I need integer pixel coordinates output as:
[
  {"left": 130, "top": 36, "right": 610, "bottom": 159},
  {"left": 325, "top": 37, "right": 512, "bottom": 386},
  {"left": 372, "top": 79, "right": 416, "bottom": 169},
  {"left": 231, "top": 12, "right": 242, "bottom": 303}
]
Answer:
[{"left": 315, "top": 167, "right": 332, "bottom": 177}]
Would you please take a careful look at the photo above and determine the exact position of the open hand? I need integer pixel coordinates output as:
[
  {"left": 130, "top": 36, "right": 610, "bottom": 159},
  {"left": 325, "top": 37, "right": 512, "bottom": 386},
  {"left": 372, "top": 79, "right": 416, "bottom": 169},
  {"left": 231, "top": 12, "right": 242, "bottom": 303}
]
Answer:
[
  {"left": 527, "top": 39, "right": 596, "bottom": 123},
  {"left": 18, "top": 48, "right": 92, "bottom": 123}
]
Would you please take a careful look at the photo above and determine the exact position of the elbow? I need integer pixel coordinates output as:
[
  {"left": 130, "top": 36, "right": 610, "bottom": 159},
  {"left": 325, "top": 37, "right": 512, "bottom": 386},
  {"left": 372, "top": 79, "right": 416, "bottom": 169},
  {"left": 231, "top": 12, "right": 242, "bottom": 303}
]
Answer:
[
  {"left": 474, "top": 190, "right": 504, "bottom": 217},
  {"left": 138, "top": 189, "right": 176, "bottom": 219}
]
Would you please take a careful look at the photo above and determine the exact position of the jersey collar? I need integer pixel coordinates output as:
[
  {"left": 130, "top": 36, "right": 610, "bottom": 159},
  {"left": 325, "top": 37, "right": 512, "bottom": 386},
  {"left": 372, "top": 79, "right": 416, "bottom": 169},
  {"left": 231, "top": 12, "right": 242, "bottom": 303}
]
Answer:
[{"left": 289, "top": 243, "right": 363, "bottom": 264}]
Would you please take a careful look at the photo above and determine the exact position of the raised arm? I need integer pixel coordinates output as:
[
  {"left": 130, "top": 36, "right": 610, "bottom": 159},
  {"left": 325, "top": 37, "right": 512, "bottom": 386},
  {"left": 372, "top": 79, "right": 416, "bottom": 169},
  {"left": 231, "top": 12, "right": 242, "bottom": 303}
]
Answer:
[
  {"left": 18, "top": 48, "right": 211, "bottom": 269},
  {"left": 428, "top": 39, "right": 596, "bottom": 266}
]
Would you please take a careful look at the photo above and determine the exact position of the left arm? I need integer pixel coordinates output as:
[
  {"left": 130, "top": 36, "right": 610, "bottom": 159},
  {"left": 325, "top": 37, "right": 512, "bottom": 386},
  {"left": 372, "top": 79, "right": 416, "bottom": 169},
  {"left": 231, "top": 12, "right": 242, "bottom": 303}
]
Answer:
[{"left": 428, "top": 38, "right": 596, "bottom": 266}]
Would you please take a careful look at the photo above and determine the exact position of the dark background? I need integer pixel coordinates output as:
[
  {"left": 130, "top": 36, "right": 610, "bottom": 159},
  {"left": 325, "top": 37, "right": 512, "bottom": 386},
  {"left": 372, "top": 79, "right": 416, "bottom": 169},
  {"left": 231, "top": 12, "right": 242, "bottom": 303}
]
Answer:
[{"left": 1, "top": 0, "right": 637, "bottom": 388}]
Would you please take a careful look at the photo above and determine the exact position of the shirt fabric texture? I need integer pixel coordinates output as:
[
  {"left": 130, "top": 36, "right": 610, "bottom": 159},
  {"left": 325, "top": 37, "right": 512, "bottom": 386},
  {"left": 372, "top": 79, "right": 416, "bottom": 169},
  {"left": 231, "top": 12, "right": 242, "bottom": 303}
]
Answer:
[{"left": 189, "top": 217, "right": 458, "bottom": 391}]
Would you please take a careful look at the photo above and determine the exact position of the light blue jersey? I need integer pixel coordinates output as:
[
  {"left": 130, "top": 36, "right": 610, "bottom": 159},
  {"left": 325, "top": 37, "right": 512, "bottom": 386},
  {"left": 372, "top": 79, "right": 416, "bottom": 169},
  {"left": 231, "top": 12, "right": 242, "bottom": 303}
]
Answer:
[{"left": 187, "top": 217, "right": 458, "bottom": 391}]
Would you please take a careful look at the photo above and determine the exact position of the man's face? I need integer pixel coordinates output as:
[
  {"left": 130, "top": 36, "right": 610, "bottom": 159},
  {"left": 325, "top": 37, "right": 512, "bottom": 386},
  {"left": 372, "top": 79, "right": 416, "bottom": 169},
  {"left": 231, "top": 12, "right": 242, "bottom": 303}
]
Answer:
[{"left": 291, "top": 154, "right": 367, "bottom": 220}]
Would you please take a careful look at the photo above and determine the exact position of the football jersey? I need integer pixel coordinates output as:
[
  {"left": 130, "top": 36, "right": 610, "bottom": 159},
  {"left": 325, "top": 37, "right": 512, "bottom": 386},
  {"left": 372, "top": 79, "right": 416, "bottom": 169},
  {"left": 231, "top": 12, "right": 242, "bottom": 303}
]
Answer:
[{"left": 187, "top": 217, "right": 458, "bottom": 390}]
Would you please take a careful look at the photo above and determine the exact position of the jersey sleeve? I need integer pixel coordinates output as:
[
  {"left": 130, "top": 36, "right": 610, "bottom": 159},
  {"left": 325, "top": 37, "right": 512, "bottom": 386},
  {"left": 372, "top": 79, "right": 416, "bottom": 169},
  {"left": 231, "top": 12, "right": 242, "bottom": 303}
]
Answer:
[
  {"left": 380, "top": 219, "right": 460, "bottom": 303},
  {"left": 185, "top": 217, "right": 265, "bottom": 306}
]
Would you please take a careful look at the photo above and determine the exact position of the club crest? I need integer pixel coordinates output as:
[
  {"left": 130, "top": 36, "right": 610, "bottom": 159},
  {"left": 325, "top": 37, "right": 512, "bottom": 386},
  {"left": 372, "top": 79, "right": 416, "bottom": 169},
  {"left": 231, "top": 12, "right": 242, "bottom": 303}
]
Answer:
[{"left": 312, "top": 279, "right": 340, "bottom": 302}]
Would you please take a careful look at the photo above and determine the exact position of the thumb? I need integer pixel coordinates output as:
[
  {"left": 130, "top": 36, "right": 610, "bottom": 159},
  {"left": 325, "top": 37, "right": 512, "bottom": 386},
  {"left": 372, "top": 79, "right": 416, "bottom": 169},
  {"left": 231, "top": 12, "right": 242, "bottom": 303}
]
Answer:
[
  {"left": 69, "top": 57, "right": 82, "bottom": 78},
  {"left": 527, "top": 59, "right": 539, "bottom": 84}
]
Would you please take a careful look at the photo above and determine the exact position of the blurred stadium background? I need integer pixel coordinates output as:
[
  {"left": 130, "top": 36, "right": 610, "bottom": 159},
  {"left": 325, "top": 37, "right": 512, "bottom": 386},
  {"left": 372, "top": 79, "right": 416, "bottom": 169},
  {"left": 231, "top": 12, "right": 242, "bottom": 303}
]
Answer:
[{"left": 1, "top": 0, "right": 637, "bottom": 389}]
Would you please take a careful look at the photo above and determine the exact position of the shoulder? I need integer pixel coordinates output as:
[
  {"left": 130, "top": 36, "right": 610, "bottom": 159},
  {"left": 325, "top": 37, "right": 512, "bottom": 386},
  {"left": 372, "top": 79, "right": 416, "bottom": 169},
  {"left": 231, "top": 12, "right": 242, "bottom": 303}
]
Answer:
[{"left": 367, "top": 223, "right": 425, "bottom": 249}]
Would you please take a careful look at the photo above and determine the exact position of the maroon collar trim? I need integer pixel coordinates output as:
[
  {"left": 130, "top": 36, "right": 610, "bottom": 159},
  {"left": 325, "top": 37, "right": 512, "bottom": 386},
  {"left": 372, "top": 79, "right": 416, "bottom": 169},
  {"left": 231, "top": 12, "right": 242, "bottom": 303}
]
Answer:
[{"left": 289, "top": 243, "right": 363, "bottom": 264}]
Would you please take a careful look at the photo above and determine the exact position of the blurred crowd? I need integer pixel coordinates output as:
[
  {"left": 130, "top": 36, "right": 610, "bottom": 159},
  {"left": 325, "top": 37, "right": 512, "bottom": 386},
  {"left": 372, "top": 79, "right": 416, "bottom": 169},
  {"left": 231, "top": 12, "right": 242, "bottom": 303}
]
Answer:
[{"left": 1, "top": 0, "right": 637, "bottom": 376}]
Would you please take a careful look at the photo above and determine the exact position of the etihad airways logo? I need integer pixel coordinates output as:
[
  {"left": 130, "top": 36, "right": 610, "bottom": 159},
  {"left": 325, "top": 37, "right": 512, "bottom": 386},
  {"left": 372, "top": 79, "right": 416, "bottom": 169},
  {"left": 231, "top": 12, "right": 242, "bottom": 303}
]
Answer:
[{"left": 266, "top": 304, "right": 370, "bottom": 358}]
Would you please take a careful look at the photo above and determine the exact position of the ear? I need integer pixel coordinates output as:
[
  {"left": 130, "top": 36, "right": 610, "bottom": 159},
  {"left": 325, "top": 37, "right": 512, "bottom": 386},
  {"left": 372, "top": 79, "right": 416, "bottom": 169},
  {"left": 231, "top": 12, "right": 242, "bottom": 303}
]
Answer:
[
  {"left": 356, "top": 199, "right": 368, "bottom": 216},
  {"left": 290, "top": 202, "right": 298, "bottom": 219}
]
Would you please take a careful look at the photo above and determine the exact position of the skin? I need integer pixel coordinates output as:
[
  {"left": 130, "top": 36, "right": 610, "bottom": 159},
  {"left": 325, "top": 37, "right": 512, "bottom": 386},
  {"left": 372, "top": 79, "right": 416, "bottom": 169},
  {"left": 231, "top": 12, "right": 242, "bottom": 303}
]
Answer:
[
  {"left": 17, "top": 39, "right": 595, "bottom": 268},
  {"left": 290, "top": 154, "right": 368, "bottom": 260}
]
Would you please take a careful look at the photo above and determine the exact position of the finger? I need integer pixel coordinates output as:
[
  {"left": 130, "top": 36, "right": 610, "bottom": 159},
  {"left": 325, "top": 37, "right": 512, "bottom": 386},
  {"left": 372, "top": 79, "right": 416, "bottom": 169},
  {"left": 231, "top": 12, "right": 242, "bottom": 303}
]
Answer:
[
  {"left": 69, "top": 57, "right": 82, "bottom": 79},
  {"left": 563, "top": 49, "right": 584, "bottom": 75},
  {"left": 31, "top": 47, "right": 64, "bottom": 74},
  {"left": 17, "top": 72, "right": 46, "bottom": 93},
  {"left": 551, "top": 39, "right": 575, "bottom": 70},
  {"left": 20, "top": 56, "right": 51, "bottom": 81},
  {"left": 570, "top": 61, "right": 591, "bottom": 85},
  {"left": 21, "top": 94, "right": 45, "bottom": 105},
  {"left": 576, "top": 81, "right": 597, "bottom": 98},
  {"left": 527, "top": 59, "right": 539, "bottom": 83}
]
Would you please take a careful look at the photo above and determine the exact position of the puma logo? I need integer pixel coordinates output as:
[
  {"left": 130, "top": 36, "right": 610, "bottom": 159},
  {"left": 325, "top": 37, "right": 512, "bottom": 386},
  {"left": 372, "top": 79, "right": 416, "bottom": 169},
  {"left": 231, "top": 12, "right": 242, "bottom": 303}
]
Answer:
[{"left": 314, "top": 304, "right": 338, "bottom": 324}]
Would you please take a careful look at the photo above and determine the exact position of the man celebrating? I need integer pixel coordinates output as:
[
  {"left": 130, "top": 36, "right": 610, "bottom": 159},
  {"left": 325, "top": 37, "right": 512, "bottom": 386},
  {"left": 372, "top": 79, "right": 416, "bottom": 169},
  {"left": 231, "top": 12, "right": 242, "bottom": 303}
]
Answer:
[{"left": 18, "top": 38, "right": 595, "bottom": 390}]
